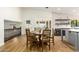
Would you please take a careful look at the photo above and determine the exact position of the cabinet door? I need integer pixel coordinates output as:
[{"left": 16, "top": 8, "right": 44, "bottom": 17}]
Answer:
[
  {"left": 76, "top": 33, "right": 79, "bottom": 51},
  {"left": 68, "top": 31, "right": 72, "bottom": 44},
  {"left": 65, "top": 30, "right": 69, "bottom": 41},
  {"left": 68, "top": 31, "right": 76, "bottom": 46},
  {"left": 73, "top": 32, "right": 77, "bottom": 48}
]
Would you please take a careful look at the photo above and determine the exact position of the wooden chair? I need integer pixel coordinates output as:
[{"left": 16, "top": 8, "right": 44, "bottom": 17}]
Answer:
[
  {"left": 52, "top": 29, "right": 55, "bottom": 45},
  {"left": 41, "top": 29, "right": 51, "bottom": 51},
  {"left": 50, "top": 28, "right": 54, "bottom": 45},
  {"left": 26, "top": 29, "right": 38, "bottom": 50}
]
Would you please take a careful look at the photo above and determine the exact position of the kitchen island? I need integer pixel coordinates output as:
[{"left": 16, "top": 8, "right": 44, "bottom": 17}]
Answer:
[
  {"left": 55, "top": 27, "right": 79, "bottom": 51},
  {"left": 67, "top": 29, "right": 79, "bottom": 51}
]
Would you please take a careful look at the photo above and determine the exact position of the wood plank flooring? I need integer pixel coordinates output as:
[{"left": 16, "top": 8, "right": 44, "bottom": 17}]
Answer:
[{"left": 0, "top": 35, "right": 75, "bottom": 52}]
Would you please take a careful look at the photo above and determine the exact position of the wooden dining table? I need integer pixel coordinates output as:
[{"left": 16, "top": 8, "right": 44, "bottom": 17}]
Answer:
[{"left": 31, "top": 31, "right": 43, "bottom": 47}]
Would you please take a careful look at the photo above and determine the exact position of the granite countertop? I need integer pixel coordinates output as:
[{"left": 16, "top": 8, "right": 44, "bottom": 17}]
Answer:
[
  {"left": 55, "top": 27, "right": 79, "bottom": 32},
  {"left": 68, "top": 29, "right": 79, "bottom": 32},
  {"left": 55, "top": 27, "right": 71, "bottom": 29}
]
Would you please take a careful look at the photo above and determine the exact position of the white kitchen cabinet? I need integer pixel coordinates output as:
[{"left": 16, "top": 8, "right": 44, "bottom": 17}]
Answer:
[
  {"left": 68, "top": 31, "right": 79, "bottom": 51},
  {"left": 68, "top": 31, "right": 76, "bottom": 46}
]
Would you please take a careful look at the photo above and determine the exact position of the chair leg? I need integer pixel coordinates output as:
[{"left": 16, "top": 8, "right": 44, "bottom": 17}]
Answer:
[
  {"left": 26, "top": 41, "right": 29, "bottom": 52},
  {"left": 26, "top": 41, "right": 28, "bottom": 48},
  {"left": 42, "top": 46, "right": 43, "bottom": 52},
  {"left": 53, "top": 39, "right": 55, "bottom": 45},
  {"left": 52, "top": 37, "right": 54, "bottom": 45},
  {"left": 30, "top": 45, "right": 32, "bottom": 51},
  {"left": 49, "top": 46, "right": 50, "bottom": 51},
  {"left": 49, "top": 39, "right": 51, "bottom": 50},
  {"left": 42, "top": 42, "right": 43, "bottom": 52},
  {"left": 53, "top": 40, "right": 54, "bottom": 45},
  {"left": 49, "top": 42, "right": 50, "bottom": 50}
]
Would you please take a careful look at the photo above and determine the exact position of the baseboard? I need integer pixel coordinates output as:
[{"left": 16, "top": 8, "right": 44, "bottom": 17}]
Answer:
[{"left": 0, "top": 43, "right": 4, "bottom": 47}]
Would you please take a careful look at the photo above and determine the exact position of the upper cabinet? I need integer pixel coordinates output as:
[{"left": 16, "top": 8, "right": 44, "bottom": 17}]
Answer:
[
  {"left": 55, "top": 19, "right": 71, "bottom": 28},
  {"left": 55, "top": 19, "right": 70, "bottom": 25},
  {"left": 4, "top": 20, "right": 21, "bottom": 29}
]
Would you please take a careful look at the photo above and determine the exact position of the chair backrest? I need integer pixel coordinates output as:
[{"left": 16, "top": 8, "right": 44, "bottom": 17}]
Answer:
[
  {"left": 26, "top": 29, "right": 36, "bottom": 41},
  {"left": 43, "top": 29, "right": 51, "bottom": 39},
  {"left": 26, "top": 29, "right": 33, "bottom": 42}
]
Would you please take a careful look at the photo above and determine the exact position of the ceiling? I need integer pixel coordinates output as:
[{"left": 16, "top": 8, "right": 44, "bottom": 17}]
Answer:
[{"left": 22, "top": 7, "right": 79, "bottom": 15}]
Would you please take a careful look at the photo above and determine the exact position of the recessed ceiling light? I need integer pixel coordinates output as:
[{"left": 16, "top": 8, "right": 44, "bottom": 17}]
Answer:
[{"left": 57, "top": 8, "right": 61, "bottom": 11}]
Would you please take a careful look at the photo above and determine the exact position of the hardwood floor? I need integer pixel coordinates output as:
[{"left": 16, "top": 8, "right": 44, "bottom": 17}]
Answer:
[{"left": 0, "top": 35, "right": 75, "bottom": 52}]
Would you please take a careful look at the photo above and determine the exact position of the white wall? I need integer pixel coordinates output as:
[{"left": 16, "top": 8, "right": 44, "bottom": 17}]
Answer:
[
  {"left": 2, "top": 7, "right": 21, "bottom": 22},
  {"left": 21, "top": 8, "right": 77, "bottom": 35},
  {"left": 0, "top": 18, "right": 4, "bottom": 46},
  {"left": 0, "top": 8, "right": 5, "bottom": 46},
  {"left": 0, "top": 7, "right": 21, "bottom": 46},
  {"left": 21, "top": 8, "right": 53, "bottom": 35}
]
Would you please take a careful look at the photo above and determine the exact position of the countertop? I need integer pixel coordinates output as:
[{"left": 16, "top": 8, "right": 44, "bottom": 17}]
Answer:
[
  {"left": 55, "top": 27, "right": 79, "bottom": 32},
  {"left": 68, "top": 29, "right": 79, "bottom": 32}
]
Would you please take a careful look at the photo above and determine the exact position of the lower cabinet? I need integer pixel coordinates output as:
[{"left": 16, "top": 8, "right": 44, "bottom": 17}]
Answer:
[
  {"left": 68, "top": 31, "right": 77, "bottom": 46},
  {"left": 68, "top": 31, "right": 79, "bottom": 51},
  {"left": 4, "top": 28, "right": 21, "bottom": 42},
  {"left": 76, "top": 33, "right": 79, "bottom": 51}
]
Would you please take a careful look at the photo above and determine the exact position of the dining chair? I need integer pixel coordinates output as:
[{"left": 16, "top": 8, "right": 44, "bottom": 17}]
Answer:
[
  {"left": 26, "top": 29, "right": 38, "bottom": 50},
  {"left": 26, "top": 29, "right": 32, "bottom": 47},
  {"left": 50, "top": 28, "right": 55, "bottom": 45},
  {"left": 42, "top": 29, "right": 51, "bottom": 51}
]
